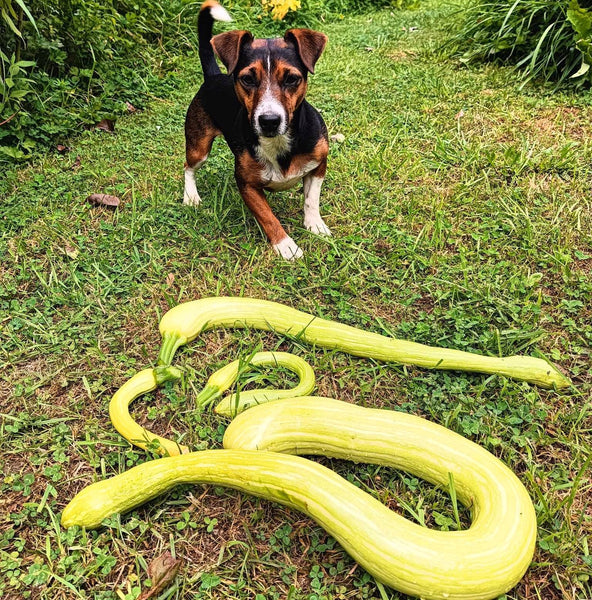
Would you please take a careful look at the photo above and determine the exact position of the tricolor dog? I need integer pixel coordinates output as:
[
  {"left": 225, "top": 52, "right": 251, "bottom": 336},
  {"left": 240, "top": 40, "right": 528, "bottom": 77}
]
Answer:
[{"left": 184, "top": 0, "right": 330, "bottom": 260}]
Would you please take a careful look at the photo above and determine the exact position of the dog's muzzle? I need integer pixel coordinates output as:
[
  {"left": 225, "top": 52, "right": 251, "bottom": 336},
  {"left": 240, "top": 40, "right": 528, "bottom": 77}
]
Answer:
[{"left": 258, "top": 112, "right": 283, "bottom": 137}]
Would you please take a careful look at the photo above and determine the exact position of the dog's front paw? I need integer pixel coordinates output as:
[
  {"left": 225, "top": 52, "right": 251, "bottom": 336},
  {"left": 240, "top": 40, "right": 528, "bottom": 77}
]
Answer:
[
  {"left": 183, "top": 190, "right": 202, "bottom": 207},
  {"left": 304, "top": 215, "right": 332, "bottom": 237},
  {"left": 273, "top": 236, "right": 304, "bottom": 261},
  {"left": 183, "top": 167, "right": 202, "bottom": 206}
]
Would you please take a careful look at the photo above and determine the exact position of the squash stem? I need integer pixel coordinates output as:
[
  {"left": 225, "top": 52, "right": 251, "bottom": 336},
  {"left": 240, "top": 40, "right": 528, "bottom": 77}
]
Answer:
[
  {"left": 157, "top": 332, "right": 186, "bottom": 366},
  {"left": 195, "top": 384, "right": 222, "bottom": 409},
  {"left": 154, "top": 365, "right": 183, "bottom": 385}
]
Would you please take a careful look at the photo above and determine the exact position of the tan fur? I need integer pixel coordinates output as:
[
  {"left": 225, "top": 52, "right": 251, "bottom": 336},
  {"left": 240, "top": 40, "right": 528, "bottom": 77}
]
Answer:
[
  {"left": 185, "top": 102, "right": 221, "bottom": 167},
  {"left": 237, "top": 151, "right": 287, "bottom": 245}
]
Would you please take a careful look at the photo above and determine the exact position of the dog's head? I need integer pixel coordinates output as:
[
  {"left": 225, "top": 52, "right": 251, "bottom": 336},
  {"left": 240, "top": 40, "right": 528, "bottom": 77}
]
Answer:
[{"left": 212, "top": 28, "right": 327, "bottom": 138}]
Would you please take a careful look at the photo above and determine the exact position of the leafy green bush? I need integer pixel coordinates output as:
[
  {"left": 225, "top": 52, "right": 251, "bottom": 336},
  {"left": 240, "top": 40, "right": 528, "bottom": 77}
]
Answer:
[
  {"left": 308, "top": 0, "right": 417, "bottom": 16},
  {"left": 0, "top": 0, "right": 194, "bottom": 161},
  {"left": 226, "top": 0, "right": 418, "bottom": 33},
  {"left": 447, "top": 0, "right": 592, "bottom": 88}
]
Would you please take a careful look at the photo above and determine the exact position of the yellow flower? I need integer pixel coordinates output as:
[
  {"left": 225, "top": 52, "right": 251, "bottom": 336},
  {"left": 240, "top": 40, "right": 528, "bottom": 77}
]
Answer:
[{"left": 262, "top": 0, "right": 301, "bottom": 21}]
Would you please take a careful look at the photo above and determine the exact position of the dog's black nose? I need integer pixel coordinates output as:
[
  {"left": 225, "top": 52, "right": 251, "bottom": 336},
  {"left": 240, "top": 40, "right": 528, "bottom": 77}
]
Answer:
[{"left": 258, "top": 113, "right": 282, "bottom": 136}]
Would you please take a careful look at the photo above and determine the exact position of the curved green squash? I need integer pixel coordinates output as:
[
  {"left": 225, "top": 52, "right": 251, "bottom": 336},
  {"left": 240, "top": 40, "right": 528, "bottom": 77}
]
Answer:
[
  {"left": 62, "top": 397, "right": 536, "bottom": 600},
  {"left": 157, "top": 296, "right": 569, "bottom": 389}
]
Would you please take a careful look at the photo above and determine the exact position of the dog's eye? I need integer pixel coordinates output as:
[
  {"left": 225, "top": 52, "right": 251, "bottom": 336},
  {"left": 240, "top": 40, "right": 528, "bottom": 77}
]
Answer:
[
  {"left": 239, "top": 74, "right": 257, "bottom": 88},
  {"left": 283, "top": 74, "right": 302, "bottom": 87}
]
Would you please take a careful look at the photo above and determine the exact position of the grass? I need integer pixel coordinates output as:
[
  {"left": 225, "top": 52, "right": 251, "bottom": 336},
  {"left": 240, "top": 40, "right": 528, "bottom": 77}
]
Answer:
[{"left": 1, "top": 1, "right": 592, "bottom": 598}]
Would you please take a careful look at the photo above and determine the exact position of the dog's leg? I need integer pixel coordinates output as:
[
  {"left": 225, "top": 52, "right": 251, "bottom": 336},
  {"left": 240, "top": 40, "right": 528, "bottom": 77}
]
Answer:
[
  {"left": 303, "top": 161, "right": 331, "bottom": 236},
  {"left": 238, "top": 183, "right": 303, "bottom": 260},
  {"left": 184, "top": 161, "right": 205, "bottom": 207},
  {"left": 184, "top": 99, "right": 220, "bottom": 206}
]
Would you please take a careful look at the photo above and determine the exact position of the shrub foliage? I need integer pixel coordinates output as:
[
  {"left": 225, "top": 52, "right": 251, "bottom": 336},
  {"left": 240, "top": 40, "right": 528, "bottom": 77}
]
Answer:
[
  {"left": 448, "top": 0, "right": 592, "bottom": 87},
  {"left": 0, "top": 0, "right": 195, "bottom": 161}
]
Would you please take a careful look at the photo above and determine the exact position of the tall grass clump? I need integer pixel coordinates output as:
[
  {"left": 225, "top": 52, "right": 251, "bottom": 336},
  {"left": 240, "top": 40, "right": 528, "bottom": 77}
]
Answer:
[{"left": 446, "top": 0, "right": 592, "bottom": 88}]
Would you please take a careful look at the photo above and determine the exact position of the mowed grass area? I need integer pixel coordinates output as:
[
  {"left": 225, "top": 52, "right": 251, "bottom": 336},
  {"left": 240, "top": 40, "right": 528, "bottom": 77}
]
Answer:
[{"left": 1, "top": 1, "right": 591, "bottom": 599}]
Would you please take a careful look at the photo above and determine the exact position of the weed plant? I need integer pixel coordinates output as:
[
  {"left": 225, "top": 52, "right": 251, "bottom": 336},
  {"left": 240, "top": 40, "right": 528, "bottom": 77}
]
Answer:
[{"left": 447, "top": 0, "right": 592, "bottom": 88}]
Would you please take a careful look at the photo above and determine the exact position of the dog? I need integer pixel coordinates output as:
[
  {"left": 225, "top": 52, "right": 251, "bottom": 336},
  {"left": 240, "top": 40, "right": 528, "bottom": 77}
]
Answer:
[{"left": 183, "top": 0, "right": 331, "bottom": 260}]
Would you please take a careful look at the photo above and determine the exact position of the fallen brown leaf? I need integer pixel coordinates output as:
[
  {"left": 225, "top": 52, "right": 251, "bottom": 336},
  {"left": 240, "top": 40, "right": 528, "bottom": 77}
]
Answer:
[
  {"left": 86, "top": 193, "right": 121, "bottom": 208},
  {"left": 56, "top": 144, "right": 70, "bottom": 153},
  {"left": 95, "top": 118, "right": 115, "bottom": 132},
  {"left": 137, "top": 551, "right": 183, "bottom": 600},
  {"left": 71, "top": 156, "right": 81, "bottom": 170},
  {"left": 126, "top": 102, "right": 137, "bottom": 113}
]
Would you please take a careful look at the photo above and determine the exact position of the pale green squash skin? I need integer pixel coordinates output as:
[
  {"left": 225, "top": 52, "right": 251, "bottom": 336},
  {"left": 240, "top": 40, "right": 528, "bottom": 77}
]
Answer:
[
  {"left": 108, "top": 367, "right": 187, "bottom": 456},
  {"left": 62, "top": 397, "right": 537, "bottom": 600},
  {"left": 108, "top": 353, "right": 314, "bottom": 456},
  {"left": 157, "top": 296, "right": 569, "bottom": 388},
  {"left": 211, "top": 351, "right": 316, "bottom": 416},
  {"left": 225, "top": 398, "right": 537, "bottom": 599}
]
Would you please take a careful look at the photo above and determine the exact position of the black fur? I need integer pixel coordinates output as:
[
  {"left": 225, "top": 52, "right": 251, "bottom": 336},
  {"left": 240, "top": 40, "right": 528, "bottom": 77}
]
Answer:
[{"left": 198, "top": 6, "right": 222, "bottom": 79}]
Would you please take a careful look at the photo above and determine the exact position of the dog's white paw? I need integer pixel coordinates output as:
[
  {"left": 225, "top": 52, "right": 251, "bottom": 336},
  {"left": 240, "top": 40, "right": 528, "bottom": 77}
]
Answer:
[
  {"left": 184, "top": 166, "right": 202, "bottom": 207},
  {"left": 273, "top": 236, "right": 303, "bottom": 260},
  {"left": 304, "top": 215, "right": 332, "bottom": 236},
  {"left": 183, "top": 190, "right": 202, "bottom": 207}
]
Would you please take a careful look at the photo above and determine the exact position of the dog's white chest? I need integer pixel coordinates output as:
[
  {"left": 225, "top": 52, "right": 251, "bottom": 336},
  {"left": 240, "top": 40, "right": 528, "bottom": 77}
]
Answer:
[
  {"left": 256, "top": 135, "right": 318, "bottom": 191},
  {"left": 262, "top": 160, "right": 319, "bottom": 190}
]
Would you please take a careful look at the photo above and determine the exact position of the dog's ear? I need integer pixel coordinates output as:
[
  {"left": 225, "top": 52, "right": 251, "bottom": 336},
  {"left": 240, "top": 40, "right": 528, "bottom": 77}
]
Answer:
[
  {"left": 211, "top": 30, "right": 254, "bottom": 74},
  {"left": 284, "top": 29, "right": 327, "bottom": 74}
]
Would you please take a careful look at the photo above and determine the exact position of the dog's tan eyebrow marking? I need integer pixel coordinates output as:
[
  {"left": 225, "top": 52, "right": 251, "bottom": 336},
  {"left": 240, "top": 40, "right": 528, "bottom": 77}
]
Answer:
[
  {"left": 275, "top": 59, "right": 301, "bottom": 75},
  {"left": 238, "top": 65, "right": 259, "bottom": 78},
  {"left": 241, "top": 61, "right": 265, "bottom": 76},
  {"left": 252, "top": 61, "right": 265, "bottom": 78}
]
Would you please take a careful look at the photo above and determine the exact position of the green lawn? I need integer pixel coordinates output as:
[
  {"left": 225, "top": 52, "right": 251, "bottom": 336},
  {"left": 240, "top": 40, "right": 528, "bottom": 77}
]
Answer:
[{"left": 1, "top": 1, "right": 591, "bottom": 599}]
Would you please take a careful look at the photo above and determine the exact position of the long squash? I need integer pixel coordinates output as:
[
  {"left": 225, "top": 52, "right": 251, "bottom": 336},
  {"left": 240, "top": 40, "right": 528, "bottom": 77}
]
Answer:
[
  {"left": 109, "top": 353, "right": 315, "bottom": 455},
  {"left": 108, "top": 366, "right": 187, "bottom": 456},
  {"left": 210, "top": 351, "right": 316, "bottom": 416},
  {"left": 62, "top": 397, "right": 537, "bottom": 600},
  {"left": 157, "top": 296, "right": 569, "bottom": 389}
]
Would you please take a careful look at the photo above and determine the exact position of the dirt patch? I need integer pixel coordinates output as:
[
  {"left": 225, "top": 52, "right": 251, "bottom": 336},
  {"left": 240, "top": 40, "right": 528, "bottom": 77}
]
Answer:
[
  {"left": 387, "top": 50, "right": 418, "bottom": 62},
  {"left": 530, "top": 107, "right": 591, "bottom": 142},
  {"left": 464, "top": 105, "right": 592, "bottom": 146}
]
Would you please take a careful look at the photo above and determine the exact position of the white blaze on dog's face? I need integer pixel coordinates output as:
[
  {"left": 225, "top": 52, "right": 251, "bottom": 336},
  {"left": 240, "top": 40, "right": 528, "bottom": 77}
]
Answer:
[
  {"left": 211, "top": 29, "right": 327, "bottom": 139},
  {"left": 251, "top": 52, "right": 290, "bottom": 138}
]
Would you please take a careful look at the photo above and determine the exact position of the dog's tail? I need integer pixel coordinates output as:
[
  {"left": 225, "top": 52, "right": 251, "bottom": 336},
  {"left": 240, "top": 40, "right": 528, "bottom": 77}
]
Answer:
[{"left": 198, "top": 0, "right": 232, "bottom": 79}]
